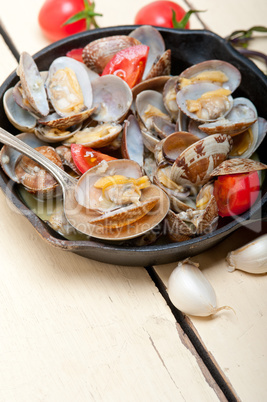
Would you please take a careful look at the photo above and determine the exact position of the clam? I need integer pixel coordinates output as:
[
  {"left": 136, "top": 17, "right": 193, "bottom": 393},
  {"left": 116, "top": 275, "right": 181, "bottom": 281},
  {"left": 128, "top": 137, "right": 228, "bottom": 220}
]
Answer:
[
  {"left": 121, "top": 114, "right": 144, "bottom": 166},
  {"left": 91, "top": 75, "right": 133, "bottom": 123},
  {"left": 34, "top": 122, "right": 82, "bottom": 143},
  {"left": 162, "top": 76, "right": 180, "bottom": 121},
  {"left": 82, "top": 36, "right": 141, "bottom": 74},
  {"left": 170, "top": 133, "right": 233, "bottom": 186},
  {"left": 179, "top": 60, "right": 241, "bottom": 92},
  {"left": 74, "top": 159, "right": 170, "bottom": 238},
  {"left": 3, "top": 88, "right": 36, "bottom": 132},
  {"left": 161, "top": 131, "right": 200, "bottom": 163},
  {"left": 16, "top": 52, "right": 49, "bottom": 118},
  {"left": 154, "top": 164, "right": 194, "bottom": 213},
  {"left": 199, "top": 97, "right": 257, "bottom": 136},
  {"left": 63, "top": 122, "right": 122, "bottom": 148},
  {"left": 46, "top": 57, "right": 93, "bottom": 121},
  {"left": 145, "top": 49, "right": 171, "bottom": 80},
  {"left": 0, "top": 133, "right": 63, "bottom": 198},
  {"left": 136, "top": 90, "right": 171, "bottom": 131},
  {"left": 55, "top": 145, "right": 81, "bottom": 176},
  {"left": 166, "top": 194, "right": 218, "bottom": 242},
  {"left": 129, "top": 25, "right": 166, "bottom": 80},
  {"left": 210, "top": 158, "right": 267, "bottom": 176},
  {"left": 176, "top": 83, "right": 233, "bottom": 122}
]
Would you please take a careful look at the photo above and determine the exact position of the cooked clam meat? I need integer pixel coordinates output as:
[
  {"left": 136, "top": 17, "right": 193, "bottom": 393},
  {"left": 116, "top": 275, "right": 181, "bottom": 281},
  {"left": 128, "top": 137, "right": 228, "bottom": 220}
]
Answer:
[
  {"left": 186, "top": 88, "right": 232, "bottom": 120},
  {"left": 179, "top": 70, "right": 229, "bottom": 88},
  {"left": 94, "top": 174, "right": 151, "bottom": 207},
  {"left": 47, "top": 67, "right": 85, "bottom": 115}
]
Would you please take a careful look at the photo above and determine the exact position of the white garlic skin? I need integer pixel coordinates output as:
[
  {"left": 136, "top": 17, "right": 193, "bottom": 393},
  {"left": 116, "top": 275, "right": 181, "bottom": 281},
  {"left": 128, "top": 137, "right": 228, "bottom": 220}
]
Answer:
[
  {"left": 226, "top": 234, "right": 267, "bottom": 274},
  {"left": 168, "top": 260, "right": 218, "bottom": 317}
]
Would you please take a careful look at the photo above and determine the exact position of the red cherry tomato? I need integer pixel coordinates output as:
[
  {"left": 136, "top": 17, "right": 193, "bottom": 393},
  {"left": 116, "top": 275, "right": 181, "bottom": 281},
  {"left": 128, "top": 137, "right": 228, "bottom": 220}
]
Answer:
[
  {"left": 71, "top": 144, "right": 116, "bottom": 174},
  {"left": 213, "top": 171, "right": 260, "bottom": 217},
  {"left": 66, "top": 48, "right": 84, "bottom": 63},
  {"left": 38, "top": 0, "right": 87, "bottom": 42},
  {"left": 101, "top": 45, "right": 149, "bottom": 88},
  {"left": 134, "top": 1, "right": 190, "bottom": 29}
]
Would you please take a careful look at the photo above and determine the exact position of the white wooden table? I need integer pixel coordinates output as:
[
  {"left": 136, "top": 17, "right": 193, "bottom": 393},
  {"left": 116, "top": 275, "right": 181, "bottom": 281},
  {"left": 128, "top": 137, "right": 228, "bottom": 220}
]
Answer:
[{"left": 0, "top": 1, "right": 266, "bottom": 401}]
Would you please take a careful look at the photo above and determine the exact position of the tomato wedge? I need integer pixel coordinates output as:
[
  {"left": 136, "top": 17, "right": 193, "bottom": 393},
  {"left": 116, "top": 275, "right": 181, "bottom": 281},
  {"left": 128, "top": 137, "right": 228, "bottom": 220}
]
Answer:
[
  {"left": 66, "top": 48, "right": 84, "bottom": 63},
  {"left": 213, "top": 171, "right": 260, "bottom": 217},
  {"left": 71, "top": 144, "right": 116, "bottom": 174},
  {"left": 101, "top": 45, "right": 149, "bottom": 88}
]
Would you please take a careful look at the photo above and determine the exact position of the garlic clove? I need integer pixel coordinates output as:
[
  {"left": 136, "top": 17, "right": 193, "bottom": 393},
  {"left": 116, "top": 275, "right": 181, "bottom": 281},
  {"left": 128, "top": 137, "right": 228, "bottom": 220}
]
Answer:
[
  {"left": 226, "top": 234, "right": 267, "bottom": 274},
  {"left": 168, "top": 259, "right": 231, "bottom": 317}
]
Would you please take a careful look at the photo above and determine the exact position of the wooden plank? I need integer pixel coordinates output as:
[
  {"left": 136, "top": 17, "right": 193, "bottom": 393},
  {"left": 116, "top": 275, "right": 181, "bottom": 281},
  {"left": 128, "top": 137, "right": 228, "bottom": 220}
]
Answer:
[
  {"left": 0, "top": 187, "right": 222, "bottom": 401},
  {"left": 154, "top": 222, "right": 267, "bottom": 402}
]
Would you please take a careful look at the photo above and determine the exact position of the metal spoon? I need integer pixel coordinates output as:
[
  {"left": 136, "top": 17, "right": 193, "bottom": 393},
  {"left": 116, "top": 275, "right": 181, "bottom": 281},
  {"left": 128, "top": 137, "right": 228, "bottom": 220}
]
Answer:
[{"left": 0, "top": 127, "right": 169, "bottom": 241}]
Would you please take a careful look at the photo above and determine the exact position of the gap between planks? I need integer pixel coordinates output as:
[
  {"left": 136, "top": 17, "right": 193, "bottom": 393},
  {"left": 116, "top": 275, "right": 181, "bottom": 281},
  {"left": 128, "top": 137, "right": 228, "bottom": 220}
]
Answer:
[{"left": 146, "top": 265, "right": 241, "bottom": 402}]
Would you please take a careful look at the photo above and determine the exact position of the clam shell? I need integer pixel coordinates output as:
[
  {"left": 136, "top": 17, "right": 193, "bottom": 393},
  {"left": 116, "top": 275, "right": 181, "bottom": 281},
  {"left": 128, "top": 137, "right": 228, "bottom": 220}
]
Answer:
[
  {"left": 0, "top": 132, "right": 46, "bottom": 183},
  {"left": 89, "top": 196, "right": 160, "bottom": 228},
  {"left": 162, "top": 131, "right": 200, "bottom": 163},
  {"left": 132, "top": 76, "right": 170, "bottom": 101},
  {"left": 121, "top": 114, "right": 144, "bottom": 166},
  {"left": 170, "top": 133, "right": 232, "bottom": 186},
  {"left": 176, "top": 83, "right": 233, "bottom": 123},
  {"left": 145, "top": 49, "right": 171, "bottom": 80},
  {"left": 129, "top": 25, "right": 165, "bottom": 80},
  {"left": 34, "top": 123, "right": 82, "bottom": 143},
  {"left": 210, "top": 158, "right": 267, "bottom": 176},
  {"left": 165, "top": 209, "right": 194, "bottom": 242},
  {"left": 46, "top": 57, "right": 93, "bottom": 118},
  {"left": 91, "top": 75, "right": 133, "bottom": 123},
  {"left": 162, "top": 76, "right": 180, "bottom": 120},
  {"left": 17, "top": 52, "right": 49, "bottom": 117},
  {"left": 38, "top": 109, "right": 96, "bottom": 130},
  {"left": 3, "top": 88, "right": 36, "bottom": 132},
  {"left": 199, "top": 97, "right": 257, "bottom": 136},
  {"left": 65, "top": 123, "right": 122, "bottom": 148},
  {"left": 82, "top": 36, "right": 141, "bottom": 74},
  {"left": 14, "top": 146, "right": 63, "bottom": 195},
  {"left": 75, "top": 159, "right": 143, "bottom": 210},
  {"left": 136, "top": 90, "right": 170, "bottom": 130},
  {"left": 73, "top": 159, "right": 170, "bottom": 240},
  {"left": 179, "top": 60, "right": 241, "bottom": 92}
]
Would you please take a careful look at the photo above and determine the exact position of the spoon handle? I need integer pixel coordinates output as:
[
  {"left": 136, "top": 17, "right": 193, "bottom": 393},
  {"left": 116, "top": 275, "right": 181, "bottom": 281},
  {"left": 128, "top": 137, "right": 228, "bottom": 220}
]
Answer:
[{"left": 0, "top": 127, "right": 77, "bottom": 189}]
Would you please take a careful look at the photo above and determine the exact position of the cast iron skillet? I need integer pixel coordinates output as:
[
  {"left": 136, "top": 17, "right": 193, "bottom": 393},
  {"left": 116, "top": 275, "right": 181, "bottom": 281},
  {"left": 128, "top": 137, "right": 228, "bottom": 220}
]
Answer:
[{"left": 0, "top": 26, "right": 266, "bottom": 266}]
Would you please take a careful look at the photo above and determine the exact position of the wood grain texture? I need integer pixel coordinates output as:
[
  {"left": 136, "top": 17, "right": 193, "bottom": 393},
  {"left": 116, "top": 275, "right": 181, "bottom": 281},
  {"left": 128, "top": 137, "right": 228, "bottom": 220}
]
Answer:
[{"left": 155, "top": 222, "right": 267, "bottom": 402}]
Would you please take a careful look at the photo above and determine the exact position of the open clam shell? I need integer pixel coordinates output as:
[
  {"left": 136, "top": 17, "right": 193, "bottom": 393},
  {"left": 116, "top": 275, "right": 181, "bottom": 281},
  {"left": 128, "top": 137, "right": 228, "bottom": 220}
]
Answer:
[
  {"left": 16, "top": 52, "right": 49, "bottom": 117},
  {"left": 179, "top": 59, "right": 241, "bottom": 92},
  {"left": 0, "top": 133, "right": 63, "bottom": 198},
  {"left": 91, "top": 75, "right": 133, "bottom": 123},
  {"left": 176, "top": 83, "right": 233, "bottom": 123},
  {"left": 34, "top": 122, "right": 82, "bottom": 143},
  {"left": 121, "top": 114, "right": 144, "bottom": 166},
  {"left": 3, "top": 88, "right": 37, "bottom": 132},
  {"left": 162, "top": 131, "right": 200, "bottom": 163},
  {"left": 199, "top": 97, "right": 258, "bottom": 136},
  {"left": 46, "top": 57, "right": 93, "bottom": 119},
  {"left": 210, "top": 158, "right": 267, "bottom": 176},
  {"left": 73, "top": 159, "right": 170, "bottom": 240},
  {"left": 162, "top": 76, "right": 180, "bottom": 121},
  {"left": 136, "top": 89, "right": 171, "bottom": 131},
  {"left": 64, "top": 123, "right": 122, "bottom": 148},
  {"left": 145, "top": 49, "right": 171, "bottom": 80},
  {"left": 170, "top": 133, "right": 232, "bottom": 186},
  {"left": 129, "top": 25, "right": 166, "bottom": 80}
]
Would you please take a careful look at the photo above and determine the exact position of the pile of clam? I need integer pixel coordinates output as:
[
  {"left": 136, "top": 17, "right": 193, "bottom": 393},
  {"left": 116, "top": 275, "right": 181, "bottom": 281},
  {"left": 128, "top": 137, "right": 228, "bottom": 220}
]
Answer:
[{"left": 1, "top": 25, "right": 267, "bottom": 243}]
